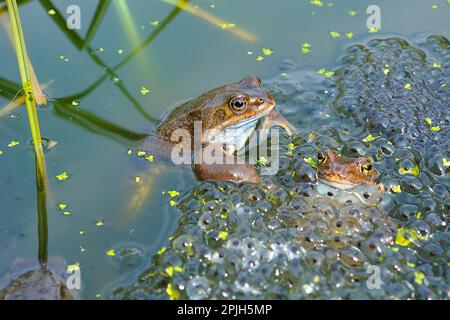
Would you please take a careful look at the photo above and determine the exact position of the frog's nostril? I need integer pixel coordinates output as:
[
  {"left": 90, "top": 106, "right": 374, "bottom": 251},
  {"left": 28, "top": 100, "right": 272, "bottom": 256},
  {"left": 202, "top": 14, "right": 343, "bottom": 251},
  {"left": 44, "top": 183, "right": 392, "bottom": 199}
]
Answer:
[{"left": 267, "top": 92, "right": 276, "bottom": 103}]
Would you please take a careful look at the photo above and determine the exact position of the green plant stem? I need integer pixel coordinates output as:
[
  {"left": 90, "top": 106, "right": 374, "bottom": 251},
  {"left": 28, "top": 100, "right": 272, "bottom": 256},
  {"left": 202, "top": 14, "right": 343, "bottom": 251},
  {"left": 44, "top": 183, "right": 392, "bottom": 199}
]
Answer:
[
  {"left": 6, "top": 0, "right": 48, "bottom": 265},
  {"left": 6, "top": 0, "right": 46, "bottom": 191}
]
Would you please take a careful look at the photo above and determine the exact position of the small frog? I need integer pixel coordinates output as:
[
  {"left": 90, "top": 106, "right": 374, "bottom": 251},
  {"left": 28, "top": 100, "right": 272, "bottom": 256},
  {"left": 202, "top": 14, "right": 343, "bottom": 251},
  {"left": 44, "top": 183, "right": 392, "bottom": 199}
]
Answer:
[{"left": 316, "top": 149, "right": 379, "bottom": 189}]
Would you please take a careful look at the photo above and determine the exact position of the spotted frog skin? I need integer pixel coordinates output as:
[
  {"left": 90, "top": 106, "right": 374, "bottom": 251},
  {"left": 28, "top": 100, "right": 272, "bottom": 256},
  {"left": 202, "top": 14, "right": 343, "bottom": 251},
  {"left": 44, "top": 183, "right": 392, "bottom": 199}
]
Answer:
[
  {"left": 316, "top": 149, "right": 379, "bottom": 189},
  {"left": 142, "top": 75, "right": 296, "bottom": 184}
]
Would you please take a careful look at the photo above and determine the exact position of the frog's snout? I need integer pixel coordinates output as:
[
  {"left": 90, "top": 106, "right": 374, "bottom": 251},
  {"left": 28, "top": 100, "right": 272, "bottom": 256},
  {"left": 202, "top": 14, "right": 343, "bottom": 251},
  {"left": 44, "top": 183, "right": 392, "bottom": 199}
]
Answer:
[
  {"left": 267, "top": 92, "right": 276, "bottom": 104},
  {"left": 254, "top": 98, "right": 266, "bottom": 106}
]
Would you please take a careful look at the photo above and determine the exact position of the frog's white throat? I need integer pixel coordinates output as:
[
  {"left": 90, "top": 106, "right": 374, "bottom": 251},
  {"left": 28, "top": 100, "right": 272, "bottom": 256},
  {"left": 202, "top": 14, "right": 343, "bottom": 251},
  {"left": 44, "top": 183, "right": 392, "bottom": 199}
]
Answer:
[{"left": 204, "top": 116, "right": 263, "bottom": 151}]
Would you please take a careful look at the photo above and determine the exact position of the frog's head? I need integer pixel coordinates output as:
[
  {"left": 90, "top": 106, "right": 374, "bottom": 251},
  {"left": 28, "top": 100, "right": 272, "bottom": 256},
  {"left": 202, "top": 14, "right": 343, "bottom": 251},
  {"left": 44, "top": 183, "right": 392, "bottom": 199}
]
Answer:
[
  {"left": 316, "top": 149, "right": 379, "bottom": 189},
  {"left": 201, "top": 75, "right": 275, "bottom": 149}
]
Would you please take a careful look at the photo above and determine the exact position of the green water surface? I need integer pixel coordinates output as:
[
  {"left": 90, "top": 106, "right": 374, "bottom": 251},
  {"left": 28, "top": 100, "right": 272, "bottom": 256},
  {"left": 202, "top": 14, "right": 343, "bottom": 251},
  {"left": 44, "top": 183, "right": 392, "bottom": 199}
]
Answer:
[{"left": 0, "top": 0, "right": 448, "bottom": 298}]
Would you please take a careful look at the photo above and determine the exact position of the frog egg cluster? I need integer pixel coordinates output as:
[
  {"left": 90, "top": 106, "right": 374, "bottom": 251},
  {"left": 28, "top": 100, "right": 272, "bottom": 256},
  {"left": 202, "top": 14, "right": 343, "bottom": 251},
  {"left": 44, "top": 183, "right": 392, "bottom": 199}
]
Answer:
[{"left": 112, "top": 36, "right": 449, "bottom": 300}]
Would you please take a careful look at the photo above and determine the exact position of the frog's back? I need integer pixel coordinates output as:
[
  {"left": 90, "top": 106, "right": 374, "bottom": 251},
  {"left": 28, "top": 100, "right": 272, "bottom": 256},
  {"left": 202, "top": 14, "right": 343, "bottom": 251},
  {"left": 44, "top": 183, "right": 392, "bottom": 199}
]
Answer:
[{"left": 157, "top": 85, "right": 227, "bottom": 128}]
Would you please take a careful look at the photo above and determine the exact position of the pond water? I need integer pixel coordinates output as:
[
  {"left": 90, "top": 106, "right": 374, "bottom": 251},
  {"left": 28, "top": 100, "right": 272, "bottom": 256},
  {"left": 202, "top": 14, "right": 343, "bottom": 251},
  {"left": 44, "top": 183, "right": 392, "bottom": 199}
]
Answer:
[{"left": 0, "top": 0, "right": 448, "bottom": 299}]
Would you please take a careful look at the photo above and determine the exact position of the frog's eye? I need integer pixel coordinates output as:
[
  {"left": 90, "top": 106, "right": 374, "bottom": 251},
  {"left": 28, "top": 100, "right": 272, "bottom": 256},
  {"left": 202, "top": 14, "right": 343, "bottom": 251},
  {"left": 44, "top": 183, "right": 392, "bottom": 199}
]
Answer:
[
  {"left": 360, "top": 162, "right": 373, "bottom": 175},
  {"left": 229, "top": 96, "right": 248, "bottom": 114},
  {"left": 317, "top": 152, "right": 327, "bottom": 165}
]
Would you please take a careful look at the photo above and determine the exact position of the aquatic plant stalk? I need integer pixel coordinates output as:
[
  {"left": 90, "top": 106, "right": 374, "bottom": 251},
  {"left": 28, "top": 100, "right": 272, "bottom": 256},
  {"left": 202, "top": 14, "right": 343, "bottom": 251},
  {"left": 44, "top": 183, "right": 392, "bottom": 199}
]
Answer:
[
  {"left": 6, "top": 0, "right": 47, "bottom": 190},
  {"left": 6, "top": 0, "right": 49, "bottom": 265},
  {"left": 36, "top": 166, "right": 48, "bottom": 265}
]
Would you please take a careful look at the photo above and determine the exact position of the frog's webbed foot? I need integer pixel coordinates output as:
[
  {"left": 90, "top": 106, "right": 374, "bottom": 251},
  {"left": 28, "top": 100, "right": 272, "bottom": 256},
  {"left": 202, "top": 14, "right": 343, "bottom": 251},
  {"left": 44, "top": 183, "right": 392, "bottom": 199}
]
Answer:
[
  {"left": 193, "top": 145, "right": 260, "bottom": 184},
  {"left": 259, "top": 109, "right": 297, "bottom": 141}
]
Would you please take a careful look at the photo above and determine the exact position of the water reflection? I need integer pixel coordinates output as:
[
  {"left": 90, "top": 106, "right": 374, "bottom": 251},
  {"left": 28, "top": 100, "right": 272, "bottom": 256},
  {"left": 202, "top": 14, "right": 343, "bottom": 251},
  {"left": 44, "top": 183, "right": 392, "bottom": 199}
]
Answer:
[{"left": 1, "top": 0, "right": 193, "bottom": 141}]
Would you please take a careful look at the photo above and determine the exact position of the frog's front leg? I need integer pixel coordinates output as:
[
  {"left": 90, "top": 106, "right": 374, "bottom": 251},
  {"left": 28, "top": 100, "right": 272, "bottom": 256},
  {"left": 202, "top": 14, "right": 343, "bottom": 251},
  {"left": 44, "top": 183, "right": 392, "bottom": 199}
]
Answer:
[
  {"left": 259, "top": 109, "right": 297, "bottom": 142},
  {"left": 193, "top": 144, "right": 260, "bottom": 184}
]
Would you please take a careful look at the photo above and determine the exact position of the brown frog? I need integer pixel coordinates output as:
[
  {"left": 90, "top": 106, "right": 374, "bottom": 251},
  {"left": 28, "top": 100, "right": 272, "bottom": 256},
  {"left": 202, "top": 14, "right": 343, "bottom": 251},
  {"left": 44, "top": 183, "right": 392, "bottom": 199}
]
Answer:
[
  {"left": 316, "top": 149, "right": 379, "bottom": 189},
  {"left": 129, "top": 76, "right": 296, "bottom": 212},
  {"left": 139, "top": 75, "right": 295, "bottom": 183}
]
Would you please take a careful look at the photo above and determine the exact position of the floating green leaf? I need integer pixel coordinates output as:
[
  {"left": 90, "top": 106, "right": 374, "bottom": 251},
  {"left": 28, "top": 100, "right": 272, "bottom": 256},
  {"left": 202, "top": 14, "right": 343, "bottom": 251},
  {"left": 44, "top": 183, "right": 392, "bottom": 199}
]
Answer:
[
  {"left": 219, "top": 230, "right": 229, "bottom": 240},
  {"left": 56, "top": 171, "right": 69, "bottom": 181},
  {"left": 306, "top": 156, "right": 317, "bottom": 169},
  {"left": 395, "top": 228, "right": 418, "bottom": 247},
  {"left": 330, "top": 31, "right": 341, "bottom": 38},
  {"left": 258, "top": 156, "right": 268, "bottom": 164},
  {"left": 399, "top": 166, "right": 419, "bottom": 177},
  {"left": 362, "top": 134, "right": 381, "bottom": 143},
  {"left": 430, "top": 126, "right": 441, "bottom": 132},
  {"left": 166, "top": 283, "right": 179, "bottom": 300},
  {"left": 66, "top": 263, "right": 80, "bottom": 273},
  {"left": 219, "top": 23, "right": 235, "bottom": 29},
  {"left": 165, "top": 265, "right": 183, "bottom": 277},
  {"left": 443, "top": 158, "right": 450, "bottom": 167},
  {"left": 157, "top": 246, "right": 167, "bottom": 255},
  {"left": 140, "top": 86, "right": 150, "bottom": 95},
  {"left": 301, "top": 43, "right": 312, "bottom": 54},
  {"left": 310, "top": 0, "right": 323, "bottom": 6},
  {"left": 414, "top": 270, "right": 425, "bottom": 285},
  {"left": 261, "top": 48, "right": 273, "bottom": 56},
  {"left": 168, "top": 190, "right": 180, "bottom": 197}
]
